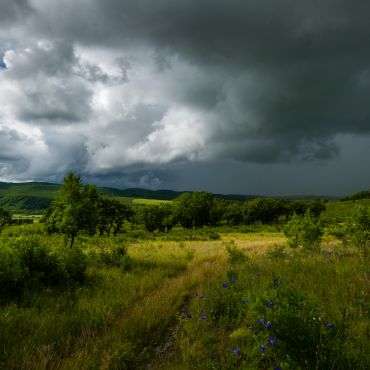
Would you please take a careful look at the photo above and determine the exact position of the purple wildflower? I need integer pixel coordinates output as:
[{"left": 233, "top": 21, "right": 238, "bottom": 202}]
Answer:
[
  {"left": 267, "top": 300, "right": 275, "bottom": 308},
  {"left": 223, "top": 281, "right": 228, "bottom": 288},
  {"left": 180, "top": 309, "right": 192, "bottom": 318},
  {"left": 231, "top": 276, "right": 237, "bottom": 283},
  {"left": 326, "top": 323, "right": 333, "bottom": 328},
  {"left": 266, "top": 321, "right": 272, "bottom": 330},
  {"left": 274, "top": 366, "right": 282, "bottom": 370},
  {"left": 258, "top": 318, "right": 265, "bottom": 325},
  {"left": 242, "top": 298, "right": 249, "bottom": 305},
  {"left": 269, "top": 338, "right": 276, "bottom": 345},
  {"left": 233, "top": 347, "right": 239, "bottom": 355},
  {"left": 200, "top": 313, "right": 207, "bottom": 321},
  {"left": 260, "top": 345, "right": 266, "bottom": 351}
]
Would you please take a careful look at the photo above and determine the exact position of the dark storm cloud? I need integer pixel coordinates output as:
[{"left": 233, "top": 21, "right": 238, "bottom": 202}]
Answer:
[
  {"left": 0, "top": 0, "right": 33, "bottom": 26},
  {"left": 1, "top": 0, "right": 370, "bottom": 193},
  {"left": 27, "top": 0, "right": 370, "bottom": 162}
]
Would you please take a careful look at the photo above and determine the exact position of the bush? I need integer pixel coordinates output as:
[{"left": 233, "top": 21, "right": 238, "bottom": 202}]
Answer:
[
  {"left": 266, "top": 244, "right": 290, "bottom": 259},
  {"left": 98, "top": 243, "right": 132, "bottom": 270},
  {"left": 12, "top": 236, "right": 61, "bottom": 286},
  {"left": 283, "top": 211, "right": 323, "bottom": 251},
  {"left": 0, "top": 247, "right": 26, "bottom": 299},
  {"left": 225, "top": 241, "right": 247, "bottom": 264},
  {"left": 345, "top": 206, "right": 370, "bottom": 254}
]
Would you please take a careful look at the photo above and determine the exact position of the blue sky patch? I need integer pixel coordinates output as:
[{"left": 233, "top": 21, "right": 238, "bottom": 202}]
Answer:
[{"left": 0, "top": 58, "right": 6, "bottom": 69}]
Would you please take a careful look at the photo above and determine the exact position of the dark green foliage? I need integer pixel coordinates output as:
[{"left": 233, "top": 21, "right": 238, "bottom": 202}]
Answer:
[
  {"left": 283, "top": 210, "right": 323, "bottom": 250},
  {"left": 0, "top": 207, "right": 12, "bottom": 233},
  {"left": 44, "top": 172, "right": 134, "bottom": 243},
  {"left": 344, "top": 206, "right": 370, "bottom": 253},
  {"left": 137, "top": 203, "right": 176, "bottom": 232},
  {"left": 0, "top": 235, "right": 87, "bottom": 302},
  {"left": 242, "top": 198, "right": 287, "bottom": 224},
  {"left": 175, "top": 191, "right": 214, "bottom": 228},
  {"left": 97, "top": 197, "right": 133, "bottom": 236},
  {"left": 341, "top": 189, "right": 370, "bottom": 201}
]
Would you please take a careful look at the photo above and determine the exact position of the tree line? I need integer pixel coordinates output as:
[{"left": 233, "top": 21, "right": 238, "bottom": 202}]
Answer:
[{"left": 0, "top": 172, "right": 327, "bottom": 247}]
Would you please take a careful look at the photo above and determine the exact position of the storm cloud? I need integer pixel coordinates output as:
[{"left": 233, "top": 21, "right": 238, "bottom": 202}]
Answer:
[{"left": 1, "top": 0, "right": 370, "bottom": 194}]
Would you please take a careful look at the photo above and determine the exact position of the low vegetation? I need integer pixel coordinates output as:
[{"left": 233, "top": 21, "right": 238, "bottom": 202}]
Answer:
[{"left": 0, "top": 172, "right": 369, "bottom": 369}]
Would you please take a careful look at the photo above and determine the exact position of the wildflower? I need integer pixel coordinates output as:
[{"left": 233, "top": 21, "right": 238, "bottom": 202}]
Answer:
[
  {"left": 231, "top": 276, "right": 237, "bottom": 283},
  {"left": 267, "top": 300, "right": 275, "bottom": 308},
  {"left": 233, "top": 347, "right": 239, "bottom": 355},
  {"left": 258, "top": 319, "right": 265, "bottom": 325},
  {"left": 260, "top": 345, "right": 266, "bottom": 351},
  {"left": 180, "top": 309, "right": 192, "bottom": 318},
  {"left": 274, "top": 366, "right": 282, "bottom": 370},
  {"left": 326, "top": 323, "right": 333, "bottom": 329},
  {"left": 200, "top": 313, "right": 207, "bottom": 321},
  {"left": 223, "top": 281, "right": 228, "bottom": 288},
  {"left": 269, "top": 338, "right": 276, "bottom": 345},
  {"left": 242, "top": 298, "right": 249, "bottom": 305},
  {"left": 266, "top": 321, "right": 272, "bottom": 330}
]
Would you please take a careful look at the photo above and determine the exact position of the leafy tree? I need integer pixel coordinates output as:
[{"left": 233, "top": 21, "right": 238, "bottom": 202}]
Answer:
[
  {"left": 175, "top": 191, "right": 213, "bottom": 228},
  {"left": 138, "top": 203, "right": 175, "bottom": 232},
  {"left": 223, "top": 202, "right": 244, "bottom": 225},
  {"left": 45, "top": 172, "right": 87, "bottom": 248},
  {"left": 97, "top": 198, "right": 132, "bottom": 236},
  {"left": 0, "top": 207, "right": 12, "bottom": 233}
]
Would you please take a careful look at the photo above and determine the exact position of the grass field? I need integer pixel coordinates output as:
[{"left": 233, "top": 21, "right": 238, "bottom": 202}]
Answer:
[{"left": 0, "top": 220, "right": 369, "bottom": 369}]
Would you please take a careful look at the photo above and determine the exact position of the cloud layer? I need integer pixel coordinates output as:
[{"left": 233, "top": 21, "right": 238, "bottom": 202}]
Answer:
[{"left": 1, "top": 0, "right": 370, "bottom": 194}]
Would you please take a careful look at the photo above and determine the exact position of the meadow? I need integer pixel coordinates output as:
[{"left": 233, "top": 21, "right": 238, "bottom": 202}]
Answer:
[{"left": 0, "top": 185, "right": 370, "bottom": 369}]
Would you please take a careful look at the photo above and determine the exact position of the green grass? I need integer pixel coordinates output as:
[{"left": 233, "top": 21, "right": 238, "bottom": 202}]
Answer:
[
  {"left": 132, "top": 198, "right": 172, "bottom": 206},
  {"left": 0, "top": 219, "right": 369, "bottom": 369},
  {"left": 321, "top": 199, "right": 370, "bottom": 224}
]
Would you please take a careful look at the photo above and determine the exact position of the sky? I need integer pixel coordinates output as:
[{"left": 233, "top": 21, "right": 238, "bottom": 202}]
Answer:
[{"left": 0, "top": 0, "right": 370, "bottom": 196}]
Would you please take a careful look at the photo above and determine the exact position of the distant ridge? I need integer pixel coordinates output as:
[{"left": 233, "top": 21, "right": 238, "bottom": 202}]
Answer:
[{"left": 0, "top": 181, "right": 338, "bottom": 212}]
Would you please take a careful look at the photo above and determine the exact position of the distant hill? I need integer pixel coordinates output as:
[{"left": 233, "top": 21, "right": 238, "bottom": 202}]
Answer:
[
  {"left": 0, "top": 180, "right": 339, "bottom": 213},
  {"left": 341, "top": 189, "right": 370, "bottom": 201}
]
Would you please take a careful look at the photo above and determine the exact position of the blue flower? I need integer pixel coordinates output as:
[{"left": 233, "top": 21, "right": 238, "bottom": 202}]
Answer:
[
  {"left": 267, "top": 300, "right": 275, "bottom": 308},
  {"left": 260, "top": 345, "right": 266, "bottom": 351},
  {"left": 200, "top": 313, "right": 207, "bottom": 321},
  {"left": 223, "top": 282, "right": 228, "bottom": 288},
  {"left": 266, "top": 321, "right": 272, "bottom": 330},
  {"left": 231, "top": 276, "right": 237, "bottom": 283},
  {"left": 326, "top": 323, "right": 333, "bottom": 328},
  {"left": 274, "top": 366, "right": 282, "bottom": 370},
  {"left": 269, "top": 338, "right": 276, "bottom": 345},
  {"left": 258, "top": 318, "right": 265, "bottom": 325},
  {"left": 233, "top": 347, "right": 239, "bottom": 355},
  {"left": 180, "top": 309, "right": 192, "bottom": 318}
]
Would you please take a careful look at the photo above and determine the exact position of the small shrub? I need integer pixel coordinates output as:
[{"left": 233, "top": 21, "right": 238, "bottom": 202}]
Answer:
[
  {"left": 283, "top": 211, "right": 323, "bottom": 251},
  {"left": 12, "top": 235, "right": 61, "bottom": 286},
  {"left": 345, "top": 206, "right": 370, "bottom": 254},
  {"left": 225, "top": 241, "right": 247, "bottom": 264},
  {"left": 266, "top": 244, "right": 290, "bottom": 259}
]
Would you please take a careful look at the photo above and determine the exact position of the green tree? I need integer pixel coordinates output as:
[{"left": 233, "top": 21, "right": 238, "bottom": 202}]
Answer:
[
  {"left": 97, "top": 198, "right": 132, "bottom": 236},
  {"left": 45, "top": 172, "right": 87, "bottom": 248},
  {"left": 175, "top": 191, "right": 213, "bottom": 228},
  {"left": 137, "top": 203, "right": 175, "bottom": 233}
]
